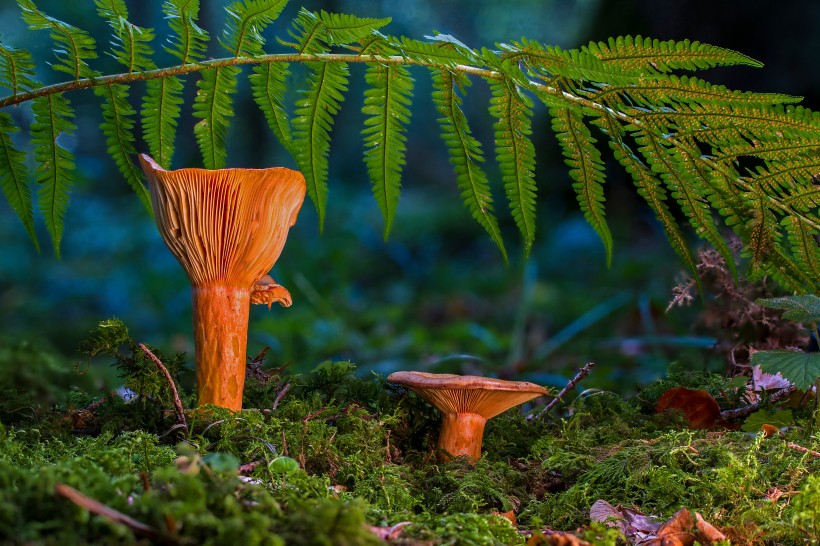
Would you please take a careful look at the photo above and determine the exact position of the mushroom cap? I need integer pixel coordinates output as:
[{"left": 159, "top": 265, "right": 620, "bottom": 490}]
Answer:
[
  {"left": 140, "top": 154, "right": 306, "bottom": 288},
  {"left": 387, "top": 371, "right": 547, "bottom": 419}
]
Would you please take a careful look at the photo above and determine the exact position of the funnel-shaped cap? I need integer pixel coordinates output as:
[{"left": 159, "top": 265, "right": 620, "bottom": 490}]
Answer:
[{"left": 140, "top": 154, "right": 306, "bottom": 288}]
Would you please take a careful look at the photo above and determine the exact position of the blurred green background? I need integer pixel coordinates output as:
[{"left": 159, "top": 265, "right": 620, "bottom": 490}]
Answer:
[{"left": 1, "top": 0, "right": 817, "bottom": 395}]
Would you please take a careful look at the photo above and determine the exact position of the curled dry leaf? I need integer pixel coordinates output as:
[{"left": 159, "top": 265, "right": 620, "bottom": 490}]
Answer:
[
  {"left": 591, "top": 501, "right": 725, "bottom": 546},
  {"left": 656, "top": 387, "right": 721, "bottom": 429},
  {"left": 365, "top": 521, "right": 411, "bottom": 541},
  {"left": 527, "top": 531, "right": 592, "bottom": 546}
]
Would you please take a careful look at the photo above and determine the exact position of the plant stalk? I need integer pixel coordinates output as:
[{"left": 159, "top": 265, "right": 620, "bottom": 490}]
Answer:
[
  {"left": 191, "top": 285, "right": 251, "bottom": 411},
  {"left": 438, "top": 412, "right": 487, "bottom": 461}
]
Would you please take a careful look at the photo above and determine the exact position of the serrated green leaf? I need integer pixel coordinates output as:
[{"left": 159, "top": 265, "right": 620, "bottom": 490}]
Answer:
[
  {"left": 741, "top": 409, "right": 793, "bottom": 433},
  {"left": 193, "top": 66, "right": 239, "bottom": 169},
  {"left": 250, "top": 62, "right": 293, "bottom": 155},
  {"left": 31, "top": 94, "right": 76, "bottom": 257},
  {"left": 141, "top": 75, "right": 184, "bottom": 169},
  {"left": 752, "top": 350, "right": 820, "bottom": 391},
  {"left": 163, "top": 0, "right": 209, "bottom": 63},
  {"left": 0, "top": 41, "right": 38, "bottom": 96},
  {"left": 362, "top": 63, "right": 413, "bottom": 239},
  {"left": 292, "top": 61, "right": 349, "bottom": 228},
  {"left": 96, "top": 84, "right": 151, "bottom": 214},
  {"left": 756, "top": 295, "right": 820, "bottom": 324},
  {"left": 18, "top": 0, "right": 99, "bottom": 80},
  {"left": 432, "top": 69, "right": 506, "bottom": 261},
  {"left": 0, "top": 112, "right": 37, "bottom": 249}
]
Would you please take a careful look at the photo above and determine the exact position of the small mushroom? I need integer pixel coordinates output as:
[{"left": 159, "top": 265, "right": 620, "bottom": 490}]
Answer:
[
  {"left": 139, "top": 154, "right": 306, "bottom": 411},
  {"left": 387, "top": 371, "right": 547, "bottom": 461}
]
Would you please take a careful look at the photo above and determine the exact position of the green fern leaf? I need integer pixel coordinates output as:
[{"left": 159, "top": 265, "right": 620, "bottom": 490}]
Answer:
[
  {"left": 490, "top": 78, "right": 537, "bottom": 255},
  {"left": 501, "top": 39, "right": 637, "bottom": 86},
  {"left": 292, "top": 61, "right": 349, "bottom": 228},
  {"left": 96, "top": 84, "right": 151, "bottom": 213},
  {"left": 164, "top": 0, "right": 209, "bottom": 63},
  {"left": 95, "top": 0, "right": 155, "bottom": 72},
  {"left": 751, "top": 159, "right": 820, "bottom": 210},
  {"left": 141, "top": 76, "right": 183, "bottom": 169},
  {"left": 193, "top": 66, "right": 239, "bottom": 169},
  {"left": 0, "top": 112, "right": 37, "bottom": 249},
  {"left": 250, "top": 62, "right": 293, "bottom": 155},
  {"left": 594, "top": 113, "right": 697, "bottom": 277},
  {"left": 757, "top": 294, "right": 820, "bottom": 323},
  {"left": 389, "top": 35, "right": 477, "bottom": 67},
  {"left": 362, "top": 63, "right": 413, "bottom": 239},
  {"left": 18, "top": 0, "right": 99, "bottom": 80},
  {"left": 551, "top": 106, "right": 612, "bottom": 264},
  {"left": 744, "top": 200, "right": 779, "bottom": 268},
  {"left": 31, "top": 94, "right": 75, "bottom": 256},
  {"left": 784, "top": 217, "right": 820, "bottom": 285},
  {"left": 222, "top": 0, "right": 288, "bottom": 57},
  {"left": 583, "top": 35, "right": 762, "bottom": 73},
  {"left": 752, "top": 349, "right": 820, "bottom": 391},
  {"left": 0, "top": 41, "right": 38, "bottom": 96},
  {"left": 287, "top": 9, "right": 390, "bottom": 54},
  {"left": 432, "top": 70, "right": 506, "bottom": 260}
]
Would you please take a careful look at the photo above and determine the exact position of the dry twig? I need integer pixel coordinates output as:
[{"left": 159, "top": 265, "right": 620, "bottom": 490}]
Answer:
[
  {"left": 139, "top": 343, "right": 187, "bottom": 429},
  {"left": 787, "top": 441, "right": 820, "bottom": 458},
  {"left": 720, "top": 385, "right": 796, "bottom": 421},
  {"left": 534, "top": 362, "right": 595, "bottom": 420}
]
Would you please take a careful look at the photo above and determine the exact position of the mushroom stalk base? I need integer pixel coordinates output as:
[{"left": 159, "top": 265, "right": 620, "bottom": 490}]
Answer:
[
  {"left": 437, "top": 412, "right": 487, "bottom": 462},
  {"left": 192, "top": 285, "right": 251, "bottom": 411}
]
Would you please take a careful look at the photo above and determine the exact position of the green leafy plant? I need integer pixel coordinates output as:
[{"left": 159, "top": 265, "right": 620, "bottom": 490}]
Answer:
[{"left": 1, "top": 0, "right": 818, "bottom": 292}]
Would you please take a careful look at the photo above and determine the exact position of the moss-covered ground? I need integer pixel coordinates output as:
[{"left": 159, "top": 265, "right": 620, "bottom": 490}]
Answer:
[{"left": 2, "top": 321, "right": 820, "bottom": 545}]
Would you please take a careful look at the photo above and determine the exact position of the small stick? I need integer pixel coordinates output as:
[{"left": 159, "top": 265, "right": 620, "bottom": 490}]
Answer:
[
  {"left": 55, "top": 483, "right": 173, "bottom": 543},
  {"left": 239, "top": 459, "right": 265, "bottom": 475},
  {"left": 535, "top": 362, "right": 595, "bottom": 420},
  {"left": 139, "top": 343, "right": 187, "bottom": 429},
  {"left": 720, "top": 385, "right": 796, "bottom": 421},
  {"left": 787, "top": 441, "right": 820, "bottom": 458},
  {"left": 272, "top": 382, "right": 291, "bottom": 411}
]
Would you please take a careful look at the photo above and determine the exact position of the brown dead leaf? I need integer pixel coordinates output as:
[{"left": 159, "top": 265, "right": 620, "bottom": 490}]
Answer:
[
  {"left": 365, "top": 521, "right": 411, "bottom": 541},
  {"left": 527, "top": 531, "right": 592, "bottom": 546},
  {"left": 656, "top": 387, "right": 721, "bottom": 429},
  {"left": 592, "top": 502, "right": 725, "bottom": 546},
  {"left": 590, "top": 499, "right": 659, "bottom": 541},
  {"left": 694, "top": 512, "right": 726, "bottom": 543},
  {"left": 492, "top": 510, "right": 516, "bottom": 526}
]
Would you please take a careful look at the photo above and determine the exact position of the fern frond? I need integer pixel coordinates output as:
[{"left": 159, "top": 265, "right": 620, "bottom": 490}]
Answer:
[
  {"left": 31, "top": 94, "right": 76, "bottom": 256},
  {"left": 782, "top": 219, "right": 820, "bottom": 291},
  {"left": 141, "top": 76, "right": 183, "bottom": 169},
  {"left": 593, "top": 112, "right": 697, "bottom": 277},
  {"left": 193, "top": 66, "right": 239, "bottom": 169},
  {"left": 591, "top": 75, "right": 801, "bottom": 109},
  {"left": 551, "top": 106, "right": 611, "bottom": 264},
  {"left": 750, "top": 159, "right": 820, "bottom": 207},
  {"left": 96, "top": 84, "right": 151, "bottom": 213},
  {"left": 18, "top": 0, "right": 99, "bottom": 80},
  {"left": 500, "top": 39, "right": 637, "bottom": 86},
  {"left": 635, "top": 130, "right": 738, "bottom": 278},
  {"left": 744, "top": 200, "right": 780, "bottom": 268},
  {"left": 490, "top": 78, "right": 537, "bottom": 254},
  {"left": 0, "top": 42, "right": 38, "bottom": 96},
  {"left": 583, "top": 35, "right": 762, "bottom": 73},
  {"left": 0, "top": 112, "right": 36, "bottom": 249},
  {"left": 432, "top": 69, "right": 506, "bottom": 260},
  {"left": 164, "top": 0, "right": 209, "bottom": 63},
  {"left": 287, "top": 9, "right": 391, "bottom": 54},
  {"left": 711, "top": 138, "right": 820, "bottom": 164},
  {"left": 250, "top": 62, "right": 293, "bottom": 155},
  {"left": 292, "top": 61, "right": 349, "bottom": 228},
  {"left": 389, "top": 35, "right": 477, "bottom": 67},
  {"left": 222, "top": 0, "right": 288, "bottom": 57},
  {"left": 362, "top": 63, "right": 413, "bottom": 239},
  {"left": 95, "top": 0, "right": 155, "bottom": 72}
]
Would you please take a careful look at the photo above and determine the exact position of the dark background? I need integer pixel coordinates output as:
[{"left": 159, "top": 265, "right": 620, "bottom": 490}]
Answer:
[{"left": 0, "top": 0, "right": 816, "bottom": 392}]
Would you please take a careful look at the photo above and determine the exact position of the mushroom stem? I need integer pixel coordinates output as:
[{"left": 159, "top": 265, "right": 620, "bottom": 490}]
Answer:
[
  {"left": 438, "top": 412, "right": 487, "bottom": 461},
  {"left": 192, "top": 285, "right": 251, "bottom": 410}
]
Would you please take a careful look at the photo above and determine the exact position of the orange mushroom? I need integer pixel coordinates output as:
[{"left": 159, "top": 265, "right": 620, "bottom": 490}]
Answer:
[
  {"left": 139, "top": 154, "right": 306, "bottom": 411},
  {"left": 387, "top": 371, "right": 547, "bottom": 461}
]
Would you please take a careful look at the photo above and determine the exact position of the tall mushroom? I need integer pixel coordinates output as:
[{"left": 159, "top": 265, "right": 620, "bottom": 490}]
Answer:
[
  {"left": 139, "top": 154, "right": 306, "bottom": 411},
  {"left": 387, "top": 371, "right": 547, "bottom": 461}
]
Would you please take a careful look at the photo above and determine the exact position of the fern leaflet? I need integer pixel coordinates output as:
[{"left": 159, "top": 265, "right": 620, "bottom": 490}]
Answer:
[
  {"left": 95, "top": 0, "right": 155, "bottom": 72},
  {"left": 583, "top": 35, "right": 762, "bottom": 73},
  {"left": 31, "top": 94, "right": 75, "bottom": 256},
  {"left": 250, "top": 62, "right": 294, "bottom": 155},
  {"left": 164, "top": 0, "right": 209, "bottom": 64},
  {"left": 432, "top": 70, "right": 506, "bottom": 260},
  {"left": 0, "top": 42, "right": 38, "bottom": 96},
  {"left": 292, "top": 61, "right": 349, "bottom": 228},
  {"left": 490, "top": 78, "right": 537, "bottom": 254},
  {"left": 222, "top": 0, "right": 288, "bottom": 56},
  {"left": 362, "top": 62, "right": 413, "bottom": 239},
  {"left": 18, "top": 0, "right": 99, "bottom": 80},
  {"left": 0, "top": 112, "right": 36, "bottom": 249},
  {"left": 141, "top": 76, "right": 183, "bottom": 169},
  {"left": 193, "top": 66, "right": 239, "bottom": 169},
  {"left": 551, "top": 106, "right": 612, "bottom": 264},
  {"left": 97, "top": 84, "right": 151, "bottom": 213}
]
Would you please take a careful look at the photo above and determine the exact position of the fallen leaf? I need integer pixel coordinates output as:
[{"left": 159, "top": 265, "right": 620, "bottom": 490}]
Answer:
[
  {"left": 366, "top": 521, "right": 411, "bottom": 541},
  {"left": 751, "top": 364, "right": 791, "bottom": 391},
  {"left": 527, "top": 531, "right": 592, "bottom": 546},
  {"left": 694, "top": 512, "right": 726, "bottom": 543},
  {"left": 656, "top": 387, "right": 721, "bottom": 429},
  {"left": 492, "top": 510, "right": 516, "bottom": 526}
]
